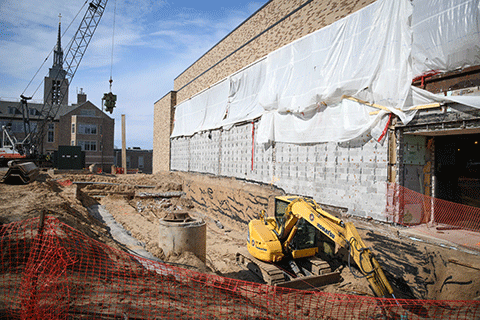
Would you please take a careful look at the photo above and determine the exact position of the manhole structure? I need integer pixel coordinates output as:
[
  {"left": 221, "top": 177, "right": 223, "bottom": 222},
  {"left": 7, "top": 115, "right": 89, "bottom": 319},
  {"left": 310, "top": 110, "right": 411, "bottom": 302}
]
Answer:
[{"left": 158, "top": 211, "right": 206, "bottom": 263}]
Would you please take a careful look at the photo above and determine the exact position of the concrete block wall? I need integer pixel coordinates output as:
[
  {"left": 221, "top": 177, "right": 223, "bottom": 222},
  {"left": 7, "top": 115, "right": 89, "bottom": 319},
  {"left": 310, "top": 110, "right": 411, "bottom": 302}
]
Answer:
[
  {"left": 220, "top": 124, "right": 252, "bottom": 179},
  {"left": 277, "top": 138, "right": 389, "bottom": 220},
  {"left": 173, "top": 0, "right": 376, "bottom": 104},
  {"left": 170, "top": 137, "right": 189, "bottom": 172},
  {"left": 249, "top": 122, "right": 275, "bottom": 184},
  {"left": 188, "top": 131, "right": 221, "bottom": 175},
  {"left": 275, "top": 143, "right": 317, "bottom": 196},
  {"left": 172, "top": 123, "right": 274, "bottom": 184},
  {"left": 170, "top": 122, "right": 389, "bottom": 221},
  {"left": 220, "top": 122, "right": 274, "bottom": 184}
]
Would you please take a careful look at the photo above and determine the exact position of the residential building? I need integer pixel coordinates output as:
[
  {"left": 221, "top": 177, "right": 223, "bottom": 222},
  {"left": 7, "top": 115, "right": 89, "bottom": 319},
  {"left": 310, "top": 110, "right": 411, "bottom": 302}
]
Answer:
[
  {"left": 1, "top": 20, "right": 114, "bottom": 171},
  {"left": 58, "top": 97, "right": 115, "bottom": 172}
]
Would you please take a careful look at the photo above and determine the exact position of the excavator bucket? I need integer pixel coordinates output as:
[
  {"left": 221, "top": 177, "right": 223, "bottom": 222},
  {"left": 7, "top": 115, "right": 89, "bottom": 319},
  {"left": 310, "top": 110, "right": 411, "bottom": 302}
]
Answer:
[{"left": 2, "top": 161, "right": 39, "bottom": 184}]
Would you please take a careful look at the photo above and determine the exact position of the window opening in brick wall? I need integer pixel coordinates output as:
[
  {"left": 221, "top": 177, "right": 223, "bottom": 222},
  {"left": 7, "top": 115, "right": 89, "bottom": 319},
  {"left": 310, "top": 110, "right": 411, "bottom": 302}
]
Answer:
[
  {"left": 47, "top": 123, "right": 55, "bottom": 143},
  {"left": 78, "top": 124, "right": 97, "bottom": 135},
  {"left": 78, "top": 140, "right": 97, "bottom": 151}
]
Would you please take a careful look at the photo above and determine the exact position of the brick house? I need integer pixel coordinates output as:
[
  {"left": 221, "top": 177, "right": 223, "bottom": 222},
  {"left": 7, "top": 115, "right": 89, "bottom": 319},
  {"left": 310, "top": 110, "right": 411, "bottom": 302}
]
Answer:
[{"left": 58, "top": 96, "right": 115, "bottom": 172}]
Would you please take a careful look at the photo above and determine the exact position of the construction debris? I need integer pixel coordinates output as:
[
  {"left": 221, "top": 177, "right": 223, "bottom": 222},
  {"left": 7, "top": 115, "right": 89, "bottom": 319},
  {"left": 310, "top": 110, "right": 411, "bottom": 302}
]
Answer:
[
  {"left": 136, "top": 191, "right": 185, "bottom": 198},
  {"left": 73, "top": 181, "right": 156, "bottom": 188},
  {"left": 1, "top": 161, "right": 39, "bottom": 184},
  {"left": 0, "top": 171, "right": 479, "bottom": 301}
]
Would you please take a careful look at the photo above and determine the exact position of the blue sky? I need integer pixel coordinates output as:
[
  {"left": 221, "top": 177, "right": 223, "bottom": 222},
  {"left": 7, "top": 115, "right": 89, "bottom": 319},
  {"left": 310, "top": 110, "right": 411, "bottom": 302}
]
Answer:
[{"left": 0, "top": 0, "right": 267, "bottom": 149}]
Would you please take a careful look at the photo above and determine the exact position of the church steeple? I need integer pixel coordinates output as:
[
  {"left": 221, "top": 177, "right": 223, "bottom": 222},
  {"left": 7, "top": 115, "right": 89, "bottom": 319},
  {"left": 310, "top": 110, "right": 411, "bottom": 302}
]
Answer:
[
  {"left": 45, "top": 13, "right": 69, "bottom": 107},
  {"left": 49, "top": 13, "right": 66, "bottom": 79},
  {"left": 53, "top": 14, "right": 63, "bottom": 68}
]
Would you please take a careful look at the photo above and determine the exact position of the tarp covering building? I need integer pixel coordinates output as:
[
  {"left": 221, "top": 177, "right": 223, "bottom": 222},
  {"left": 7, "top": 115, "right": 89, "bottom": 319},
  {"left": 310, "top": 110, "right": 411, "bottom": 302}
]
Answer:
[{"left": 171, "top": 0, "right": 480, "bottom": 144}]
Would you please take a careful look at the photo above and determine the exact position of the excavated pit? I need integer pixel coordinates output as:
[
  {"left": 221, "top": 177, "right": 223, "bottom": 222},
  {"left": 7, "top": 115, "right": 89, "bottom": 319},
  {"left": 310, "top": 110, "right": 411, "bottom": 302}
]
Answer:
[{"left": 0, "top": 171, "right": 479, "bottom": 301}]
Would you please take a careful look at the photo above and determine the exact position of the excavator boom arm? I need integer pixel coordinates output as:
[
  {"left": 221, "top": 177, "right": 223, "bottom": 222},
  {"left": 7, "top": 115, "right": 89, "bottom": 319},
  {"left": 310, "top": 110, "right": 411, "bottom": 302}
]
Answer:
[{"left": 286, "top": 199, "right": 394, "bottom": 297}]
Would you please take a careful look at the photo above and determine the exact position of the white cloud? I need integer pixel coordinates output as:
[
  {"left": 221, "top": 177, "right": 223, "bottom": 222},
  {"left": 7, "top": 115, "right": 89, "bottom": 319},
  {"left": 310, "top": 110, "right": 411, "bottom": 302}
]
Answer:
[
  {"left": 0, "top": 0, "right": 268, "bottom": 149},
  {"left": 0, "top": 0, "right": 79, "bottom": 28}
]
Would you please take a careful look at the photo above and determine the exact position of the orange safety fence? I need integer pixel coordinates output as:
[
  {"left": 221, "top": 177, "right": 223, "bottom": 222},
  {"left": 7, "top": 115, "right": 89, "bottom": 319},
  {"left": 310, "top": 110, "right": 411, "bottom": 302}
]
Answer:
[
  {"left": 1, "top": 216, "right": 479, "bottom": 320},
  {"left": 385, "top": 183, "right": 480, "bottom": 232}
]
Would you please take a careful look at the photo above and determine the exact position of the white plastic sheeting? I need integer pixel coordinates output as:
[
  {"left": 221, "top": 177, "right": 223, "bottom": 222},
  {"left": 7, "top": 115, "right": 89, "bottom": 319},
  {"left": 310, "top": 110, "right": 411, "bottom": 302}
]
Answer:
[
  {"left": 412, "top": 0, "right": 480, "bottom": 77},
  {"left": 257, "top": 0, "right": 412, "bottom": 144},
  {"left": 171, "top": 79, "right": 229, "bottom": 137},
  {"left": 171, "top": 60, "right": 266, "bottom": 137},
  {"left": 171, "top": 0, "right": 480, "bottom": 144}
]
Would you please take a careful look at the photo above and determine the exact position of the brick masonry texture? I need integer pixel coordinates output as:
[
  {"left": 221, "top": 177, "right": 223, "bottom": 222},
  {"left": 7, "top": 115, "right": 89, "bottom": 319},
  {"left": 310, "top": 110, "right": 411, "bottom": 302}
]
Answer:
[
  {"left": 158, "top": 0, "right": 391, "bottom": 219},
  {"left": 58, "top": 102, "right": 115, "bottom": 172},
  {"left": 153, "top": 91, "right": 176, "bottom": 173},
  {"left": 173, "top": 0, "right": 376, "bottom": 103}
]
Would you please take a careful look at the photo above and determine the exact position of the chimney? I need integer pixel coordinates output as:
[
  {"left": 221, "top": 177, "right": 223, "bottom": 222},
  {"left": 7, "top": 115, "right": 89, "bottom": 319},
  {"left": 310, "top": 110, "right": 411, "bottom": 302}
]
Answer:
[{"left": 77, "top": 88, "right": 87, "bottom": 104}]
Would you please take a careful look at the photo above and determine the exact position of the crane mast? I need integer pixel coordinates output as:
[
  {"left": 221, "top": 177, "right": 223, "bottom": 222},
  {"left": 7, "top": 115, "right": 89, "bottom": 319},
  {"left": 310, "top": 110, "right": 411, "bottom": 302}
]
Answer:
[{"left": 19, "top": 0, "right": 109, "bottom": 157}]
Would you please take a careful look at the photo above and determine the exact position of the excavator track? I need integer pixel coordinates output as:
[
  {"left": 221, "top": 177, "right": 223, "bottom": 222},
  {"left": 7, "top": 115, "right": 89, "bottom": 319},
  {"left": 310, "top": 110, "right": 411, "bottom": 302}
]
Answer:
[
  {"left": 307, "top": 256, "right": 333, "bottom": 275},
  {"left": 236, "top": 250, "right": 285, "bottom": 286},
  {"left": 236, "top": 250, "right": 341, "bottom": 289}
]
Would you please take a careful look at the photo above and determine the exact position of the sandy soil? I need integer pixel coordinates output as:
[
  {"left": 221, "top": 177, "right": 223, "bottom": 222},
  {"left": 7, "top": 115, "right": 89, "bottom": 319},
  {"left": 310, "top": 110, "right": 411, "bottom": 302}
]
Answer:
[{"left": 1, "top": 170, "right": 480, "bottom": 302}]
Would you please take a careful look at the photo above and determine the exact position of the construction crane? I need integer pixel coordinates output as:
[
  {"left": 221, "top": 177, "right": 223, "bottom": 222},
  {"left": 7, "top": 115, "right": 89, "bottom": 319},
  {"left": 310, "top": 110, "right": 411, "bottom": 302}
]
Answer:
[{"left": 3, "top": 0, "right": 110, "bottom": 160}]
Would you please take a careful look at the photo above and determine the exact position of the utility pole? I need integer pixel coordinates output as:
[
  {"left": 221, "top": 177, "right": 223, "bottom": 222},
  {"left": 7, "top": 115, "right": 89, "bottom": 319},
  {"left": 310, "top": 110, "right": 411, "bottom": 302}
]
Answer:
[{"left": 121, "top": 114, "right": 126, "bottom": 174}]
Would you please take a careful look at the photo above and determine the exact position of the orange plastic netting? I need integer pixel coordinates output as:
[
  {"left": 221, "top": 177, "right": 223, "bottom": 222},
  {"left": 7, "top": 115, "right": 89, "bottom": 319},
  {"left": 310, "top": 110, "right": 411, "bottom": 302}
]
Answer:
[
  {"left": 1, "top": 216, "right": 479, "bottom": 319},
  {"left": 386, "top": 183, "right": 480, "bottom": 232}
]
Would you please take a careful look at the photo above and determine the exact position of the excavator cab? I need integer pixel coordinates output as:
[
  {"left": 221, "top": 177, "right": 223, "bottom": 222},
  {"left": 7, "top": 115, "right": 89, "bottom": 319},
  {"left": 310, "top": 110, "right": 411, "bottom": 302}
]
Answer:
[
  {"left": 289, "top": 219, "right": 316, "bottom": 251},
  {"left": 274, "top": 198, "right": 288, "bottom": 225},
  {"left": 273, "top": 197, "right": 318, "bottom": 259}
]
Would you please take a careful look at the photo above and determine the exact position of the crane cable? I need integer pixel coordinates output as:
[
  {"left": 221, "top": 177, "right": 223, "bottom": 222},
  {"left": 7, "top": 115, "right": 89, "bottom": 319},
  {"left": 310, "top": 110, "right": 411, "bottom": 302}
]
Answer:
[
  {"left": 109, "top": 0, "right": 117, "bottom": 92},
  {"left": 22, "top": 1, "right": 89, "bottom": 98}
]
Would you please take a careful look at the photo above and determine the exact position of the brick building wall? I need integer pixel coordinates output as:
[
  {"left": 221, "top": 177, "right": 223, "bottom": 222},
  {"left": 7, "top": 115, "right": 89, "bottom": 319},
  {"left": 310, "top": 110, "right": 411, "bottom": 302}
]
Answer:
[
  {"left": 173, "top": 0, "right": 376, "bottom": 103},
  {"left": 0, "top": 100, "right": 62, "bottom": 155},
  {"left": 58, "top": 101, "right": 115, "bottom": 172},
  {"left": 155, "top": 0, "right": 377, "bottom": 173},
  {"left": 156, "top": 0, "right": 393, "bottom": 220},
  {"left": 153, "top": 91, "right": 176, "bottom": 173},
  {"left": 114, "top": 148, "right": 153, "bottom": 174}
]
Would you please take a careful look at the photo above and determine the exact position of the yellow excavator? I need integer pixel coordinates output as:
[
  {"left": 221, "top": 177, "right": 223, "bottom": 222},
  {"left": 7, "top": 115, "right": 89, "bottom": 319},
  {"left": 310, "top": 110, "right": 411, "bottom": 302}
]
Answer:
[{"left": 236, "top": 196, "right": 394, "bottom": 298}]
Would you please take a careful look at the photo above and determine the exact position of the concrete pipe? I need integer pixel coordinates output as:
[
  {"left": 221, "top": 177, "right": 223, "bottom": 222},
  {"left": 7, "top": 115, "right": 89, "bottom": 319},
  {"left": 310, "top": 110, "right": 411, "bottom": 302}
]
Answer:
[{"left": 158, "top": 211, "right": 206, "bottom": 263}]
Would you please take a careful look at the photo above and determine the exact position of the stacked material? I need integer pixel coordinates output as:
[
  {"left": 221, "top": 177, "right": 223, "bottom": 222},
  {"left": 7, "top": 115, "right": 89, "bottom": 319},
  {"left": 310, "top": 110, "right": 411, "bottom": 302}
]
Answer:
[{"left": 2, "top": 161, "right": 39, "bottom": 184}]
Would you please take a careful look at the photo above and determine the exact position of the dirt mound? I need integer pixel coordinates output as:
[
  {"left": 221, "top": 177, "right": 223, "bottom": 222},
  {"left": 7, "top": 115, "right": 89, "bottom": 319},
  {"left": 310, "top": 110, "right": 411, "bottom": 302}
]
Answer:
[
  {"left": 1, "top": 170, "right": 480, "bottom": 300},
  {"left": 166, "top": 251, "right": 211, "bottom": 274}
]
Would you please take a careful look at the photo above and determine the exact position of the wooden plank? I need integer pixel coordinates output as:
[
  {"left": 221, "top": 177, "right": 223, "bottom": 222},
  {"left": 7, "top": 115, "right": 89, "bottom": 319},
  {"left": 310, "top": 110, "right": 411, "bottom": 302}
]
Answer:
[
  {"left": 342, "top": 95, "right": 390, "bottom": 113},
  {"left": 136, "top": 191, "right": 186, "bottom": 198},
  {"left": 342, "top": 95, "right": 442, "bottom": 116}
]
